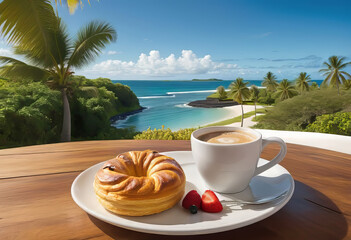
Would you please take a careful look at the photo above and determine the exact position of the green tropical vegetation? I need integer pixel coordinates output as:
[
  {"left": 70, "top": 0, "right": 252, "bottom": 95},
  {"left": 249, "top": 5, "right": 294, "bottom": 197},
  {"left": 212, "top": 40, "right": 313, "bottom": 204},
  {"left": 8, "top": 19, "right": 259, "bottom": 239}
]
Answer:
[
  {"left": 228, "top": 78, "right": 250, "bottom": 127},
  {"left": 274, "top": 79, "right": 298, "bottom": 101},
  {"left": 306, "top": 112, "right": 351, "bottom": 136},
  {"left": 0, "top": 77, "right": 141, "bottom": 148},
  {"left": 295, "top": 72, "right": 311, "bottom": 93},
  {"left": 0, "top": 0, "right": 350, "bottom": 148},
  {"left": 319, "top": 56, "right": 351, "bottom": 94},
  {"left": 0, "top": 0, "right": 116, "bottom": 142},
  {"left": 254, "top": 89, "right": 351, "bottom": 131},
  {"left": 262, "top": 72, "right": 279, "bottom": 92},
  {"left": 216, "top": 86, "right": 227, "bottom": 100},
  {"left": 342, "top": 79, "right": 351, "bottom": 90},
  {"left": 134, "top": 126, "right": 197, "bottom": 140},
  {"left": 250, "top": 85, "right": 260, "bottom": 118},
  {"left": 310, "top": 82, "right": 319, "bottom": 90},
  {"left": 203, "top": 62, "right": 351, "bottom": 136}
]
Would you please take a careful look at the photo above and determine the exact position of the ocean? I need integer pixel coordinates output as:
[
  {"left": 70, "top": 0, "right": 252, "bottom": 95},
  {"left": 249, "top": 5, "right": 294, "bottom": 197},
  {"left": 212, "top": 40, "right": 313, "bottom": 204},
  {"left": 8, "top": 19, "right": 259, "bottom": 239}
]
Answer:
[{"left": 112, "top": 80, "right": 323, "bottom": 131}]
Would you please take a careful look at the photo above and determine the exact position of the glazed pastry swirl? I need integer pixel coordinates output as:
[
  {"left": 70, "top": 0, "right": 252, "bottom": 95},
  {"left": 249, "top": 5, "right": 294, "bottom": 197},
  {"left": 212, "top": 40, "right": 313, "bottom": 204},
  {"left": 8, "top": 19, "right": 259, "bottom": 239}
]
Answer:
[{"left": 94, "top": 150, "right": 186, "bottom": 216}]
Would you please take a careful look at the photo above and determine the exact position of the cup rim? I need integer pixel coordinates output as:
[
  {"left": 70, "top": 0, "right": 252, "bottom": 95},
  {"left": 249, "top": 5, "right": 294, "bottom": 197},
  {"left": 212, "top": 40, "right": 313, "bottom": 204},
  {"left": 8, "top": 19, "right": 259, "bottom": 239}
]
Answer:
[{"left": 191, "top": 126, "right": 262, "bottom": 146}]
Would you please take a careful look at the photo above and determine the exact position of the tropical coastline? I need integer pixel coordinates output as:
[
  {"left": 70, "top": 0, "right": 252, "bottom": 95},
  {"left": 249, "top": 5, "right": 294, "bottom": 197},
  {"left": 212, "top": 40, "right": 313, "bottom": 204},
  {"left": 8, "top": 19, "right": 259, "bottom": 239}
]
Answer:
[{"left": 112, "top": 80, "right": 324, "bottom": 131}]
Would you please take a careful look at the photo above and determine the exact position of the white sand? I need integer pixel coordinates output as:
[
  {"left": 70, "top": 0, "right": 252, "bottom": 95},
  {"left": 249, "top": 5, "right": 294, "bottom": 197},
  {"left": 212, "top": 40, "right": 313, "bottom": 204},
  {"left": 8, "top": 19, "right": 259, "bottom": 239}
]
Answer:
[{"left": 200, "top": 105, "right": 264, "bottom": 127}]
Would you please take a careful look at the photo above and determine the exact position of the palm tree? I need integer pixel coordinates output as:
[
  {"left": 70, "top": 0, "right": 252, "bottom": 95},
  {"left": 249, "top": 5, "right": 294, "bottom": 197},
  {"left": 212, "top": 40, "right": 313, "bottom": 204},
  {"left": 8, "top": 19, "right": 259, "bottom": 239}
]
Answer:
[
  {"left": 250, "top": 85, "right": 260, "bottom": 119},
  {"left": 295, "top": 72, "right": 311, "bottom": 93},
  {"left": 275, "top": 79, "right": 298, "bottom": 101},
  {"left": 262, "top": 72, "right": 278, "bottom": 92},
  {"left": 310, "top": 82, "right": 319, "bottom": 90},
  {"left": 229, "top": 78, "right": 250, "bottom": 127},
  {"left": 216, "top": 86, "right": 227, "bottom": 100},
  {"left": 0, "top": 0, "right": 116, "bottom": 142},
  {"left": 319, "top": 56, "right": 351, "bottom": 95},
  {"left": 342, "top": 79, "right": 351, "bottom": 90}
]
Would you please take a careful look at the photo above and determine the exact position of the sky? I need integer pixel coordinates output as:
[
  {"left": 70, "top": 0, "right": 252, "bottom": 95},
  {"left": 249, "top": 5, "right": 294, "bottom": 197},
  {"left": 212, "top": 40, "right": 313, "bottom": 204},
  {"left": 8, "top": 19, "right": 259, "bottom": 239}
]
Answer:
[{"left": 1, "top": 0, "right": 351, "bottom": 80}]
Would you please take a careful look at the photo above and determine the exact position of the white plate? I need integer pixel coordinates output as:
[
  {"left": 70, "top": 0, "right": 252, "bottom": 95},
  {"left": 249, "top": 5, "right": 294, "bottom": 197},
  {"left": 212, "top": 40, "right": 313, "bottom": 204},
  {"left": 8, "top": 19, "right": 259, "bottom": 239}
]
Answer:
[{"left": 71, "top": 151, "right": 294, "bottom": 235}]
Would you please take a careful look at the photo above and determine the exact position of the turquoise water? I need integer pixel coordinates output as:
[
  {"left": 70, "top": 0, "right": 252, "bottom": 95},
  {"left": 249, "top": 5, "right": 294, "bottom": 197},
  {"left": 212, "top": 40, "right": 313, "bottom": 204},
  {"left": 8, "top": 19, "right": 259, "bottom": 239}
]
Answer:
[{"left": 112, "top": 80, "right": 323, "bottom": 131}]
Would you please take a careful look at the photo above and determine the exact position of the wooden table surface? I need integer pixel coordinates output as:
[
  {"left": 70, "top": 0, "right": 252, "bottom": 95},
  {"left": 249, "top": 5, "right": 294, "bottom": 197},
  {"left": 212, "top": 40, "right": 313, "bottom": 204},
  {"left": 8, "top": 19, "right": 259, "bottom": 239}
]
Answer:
[{"left": 0, "top": 140, "right": 350, "bottom": 240}]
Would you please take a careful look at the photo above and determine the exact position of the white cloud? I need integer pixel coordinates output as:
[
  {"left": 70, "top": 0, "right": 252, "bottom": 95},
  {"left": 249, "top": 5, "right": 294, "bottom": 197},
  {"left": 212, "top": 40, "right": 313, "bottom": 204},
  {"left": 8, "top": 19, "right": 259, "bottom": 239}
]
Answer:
[
  {"left": 90, "top": 50, "right": 237, "bottom": 78},
  {"left": 107, "top": 50, "right": 118, "bottom": 55}
]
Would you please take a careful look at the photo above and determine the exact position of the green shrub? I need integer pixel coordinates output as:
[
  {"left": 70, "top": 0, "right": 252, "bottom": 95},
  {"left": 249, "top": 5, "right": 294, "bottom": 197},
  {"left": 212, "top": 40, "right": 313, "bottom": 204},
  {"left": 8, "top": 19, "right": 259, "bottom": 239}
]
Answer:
[
  {"left": 257, "top": 89, "right": 275, "bottom": 105},
  {"left": 134, "top": 126, "right": 197, "bottom": 140},
  {"left": 216, "top": 86, "right": 227, "bottom": 100},
  {"left": 254, "top": 89, "right": 351, "bottom": 131},
  {"left": 0, "top": 82, "right": 62, "bottom": 147},
  {"left": 0, "top": 76, "right": 142, "bottom": 148},
  {"left": 72, "top": 76, "right": 140, "bottom": 111},
  {"left": 306, "top": 112, "right": 351, "bottom": 135}
]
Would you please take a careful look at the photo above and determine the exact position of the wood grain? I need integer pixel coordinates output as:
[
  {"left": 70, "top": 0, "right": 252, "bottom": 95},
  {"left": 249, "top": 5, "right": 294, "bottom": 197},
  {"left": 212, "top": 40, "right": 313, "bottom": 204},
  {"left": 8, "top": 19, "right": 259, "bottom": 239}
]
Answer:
[
  {"left": 0, "top": 140, "right": 350, "bottom": 239},
  {"left": 0, "top": 140, "right": 191, "bottom": 179}
]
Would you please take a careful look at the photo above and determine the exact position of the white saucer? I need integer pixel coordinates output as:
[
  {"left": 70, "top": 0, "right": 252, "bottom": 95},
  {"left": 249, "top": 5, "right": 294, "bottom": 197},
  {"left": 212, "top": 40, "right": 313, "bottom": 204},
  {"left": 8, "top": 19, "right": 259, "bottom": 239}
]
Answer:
[{"left": 71, "top": 151, "right": 294, "bottom": 235}]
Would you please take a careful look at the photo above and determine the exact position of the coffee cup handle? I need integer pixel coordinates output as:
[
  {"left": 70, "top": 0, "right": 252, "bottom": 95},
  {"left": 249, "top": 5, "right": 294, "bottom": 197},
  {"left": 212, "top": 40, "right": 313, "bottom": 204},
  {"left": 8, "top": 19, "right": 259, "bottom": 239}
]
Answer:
[{"left": 254, "top": 137, "right": 287, "bottom": 176}]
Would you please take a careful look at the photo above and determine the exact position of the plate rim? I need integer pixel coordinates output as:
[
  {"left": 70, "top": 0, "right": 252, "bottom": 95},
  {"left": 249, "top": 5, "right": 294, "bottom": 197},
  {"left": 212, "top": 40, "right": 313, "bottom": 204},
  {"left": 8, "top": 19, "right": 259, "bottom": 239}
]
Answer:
[{"left": 71, "top": 151, "right": 295, "bottom": 235}]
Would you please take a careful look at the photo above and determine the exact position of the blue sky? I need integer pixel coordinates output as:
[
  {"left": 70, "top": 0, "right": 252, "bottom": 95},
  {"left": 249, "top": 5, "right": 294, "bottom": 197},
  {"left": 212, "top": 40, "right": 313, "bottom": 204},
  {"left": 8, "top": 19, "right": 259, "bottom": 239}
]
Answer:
[{"left": 2, "top": 0, "right": 351, "bottom": 80}]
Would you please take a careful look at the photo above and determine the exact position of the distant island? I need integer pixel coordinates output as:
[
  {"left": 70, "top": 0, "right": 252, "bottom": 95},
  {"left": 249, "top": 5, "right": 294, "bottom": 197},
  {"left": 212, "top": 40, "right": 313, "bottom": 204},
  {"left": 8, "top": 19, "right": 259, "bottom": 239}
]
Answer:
[{"left": 191, "top": 78, "right": 223, "bottom": 82}]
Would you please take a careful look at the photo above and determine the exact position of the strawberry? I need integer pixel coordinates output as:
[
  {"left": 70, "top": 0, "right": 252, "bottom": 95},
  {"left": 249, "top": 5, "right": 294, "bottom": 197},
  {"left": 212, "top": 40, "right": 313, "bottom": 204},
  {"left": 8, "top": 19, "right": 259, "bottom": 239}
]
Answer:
[
  {"left": 182, "top": 190, "right": 202, "bottom": 214},
  {"left": 201, "top": 190, "right": 223, "bottom": 213}
]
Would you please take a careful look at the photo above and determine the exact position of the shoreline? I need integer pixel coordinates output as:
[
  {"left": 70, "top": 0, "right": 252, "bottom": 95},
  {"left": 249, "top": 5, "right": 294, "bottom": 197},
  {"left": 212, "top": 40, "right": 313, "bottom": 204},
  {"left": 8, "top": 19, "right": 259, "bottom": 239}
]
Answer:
[
  {"left": 110, "top": 106, "right": 147, "bottom": 123},
  {"left": 200, "top": 105, "right": 265, "bottom": 127},
  {"left": 188, "top": 98, "right": 238, "bottom": 108}
]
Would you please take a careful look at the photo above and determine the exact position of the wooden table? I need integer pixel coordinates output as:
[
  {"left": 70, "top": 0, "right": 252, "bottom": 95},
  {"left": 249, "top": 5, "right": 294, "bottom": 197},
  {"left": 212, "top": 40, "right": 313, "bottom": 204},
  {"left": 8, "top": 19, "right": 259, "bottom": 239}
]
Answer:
[{"left": 0, "top": 140, "right": 350, "bottom": 239}]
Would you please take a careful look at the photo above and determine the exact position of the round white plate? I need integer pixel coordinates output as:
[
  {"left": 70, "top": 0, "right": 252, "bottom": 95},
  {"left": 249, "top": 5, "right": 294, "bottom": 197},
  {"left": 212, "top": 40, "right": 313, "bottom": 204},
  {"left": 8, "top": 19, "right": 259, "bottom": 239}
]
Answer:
[{"left": 71, "top": 151, "right": 294, "bottom": 235}]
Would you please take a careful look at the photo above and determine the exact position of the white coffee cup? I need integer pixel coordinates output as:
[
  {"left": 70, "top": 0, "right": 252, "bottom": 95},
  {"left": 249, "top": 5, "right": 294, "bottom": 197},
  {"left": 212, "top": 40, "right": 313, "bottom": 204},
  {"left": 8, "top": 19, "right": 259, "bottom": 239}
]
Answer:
[{"left": 191, "top": 126, "right": 287, "bottom": 193}]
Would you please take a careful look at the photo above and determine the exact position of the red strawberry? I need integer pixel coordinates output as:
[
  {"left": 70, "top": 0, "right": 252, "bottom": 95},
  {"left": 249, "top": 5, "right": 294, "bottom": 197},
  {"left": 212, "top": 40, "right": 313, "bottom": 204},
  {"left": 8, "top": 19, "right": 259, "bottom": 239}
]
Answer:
[
  {"left": 182, "top": 190, "right": 202, "bottom": 213},
  {"left": 201, "top": 190, "right": 223, "bottom": 213}
]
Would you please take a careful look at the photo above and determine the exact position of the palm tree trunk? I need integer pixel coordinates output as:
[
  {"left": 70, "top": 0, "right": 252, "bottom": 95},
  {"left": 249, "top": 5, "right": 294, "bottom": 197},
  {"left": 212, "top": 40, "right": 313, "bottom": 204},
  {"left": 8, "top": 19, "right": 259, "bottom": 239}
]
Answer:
[
  {"left": 241, "top": 104, "right": 244, "bottom": 127},
  {"left": 336, "top": 81, "right": 340, "bottom": 95},
  {"left": 60, "top": 88, "right": 71, "bottom": 142}
]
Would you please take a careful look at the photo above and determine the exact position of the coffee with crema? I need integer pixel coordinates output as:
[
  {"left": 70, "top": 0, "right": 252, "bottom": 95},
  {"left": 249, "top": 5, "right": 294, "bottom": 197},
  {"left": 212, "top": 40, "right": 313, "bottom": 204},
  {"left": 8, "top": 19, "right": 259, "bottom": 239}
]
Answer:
[{"left": 197, "top": 131, "right": 255, "bottom": 144}]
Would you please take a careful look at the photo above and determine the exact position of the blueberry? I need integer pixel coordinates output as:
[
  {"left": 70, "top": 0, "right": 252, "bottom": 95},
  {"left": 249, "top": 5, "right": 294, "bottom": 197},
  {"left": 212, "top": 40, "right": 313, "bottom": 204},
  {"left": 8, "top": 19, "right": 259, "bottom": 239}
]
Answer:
[{"left": 189, "top": 205, "right": 198, "bottom": 214}]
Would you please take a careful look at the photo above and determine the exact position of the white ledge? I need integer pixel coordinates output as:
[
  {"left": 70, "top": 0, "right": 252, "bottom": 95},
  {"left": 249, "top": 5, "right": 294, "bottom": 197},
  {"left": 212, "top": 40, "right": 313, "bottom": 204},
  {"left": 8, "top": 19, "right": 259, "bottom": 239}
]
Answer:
[{"left": 255, "top": 129, "right": 351, "bottom": 155}]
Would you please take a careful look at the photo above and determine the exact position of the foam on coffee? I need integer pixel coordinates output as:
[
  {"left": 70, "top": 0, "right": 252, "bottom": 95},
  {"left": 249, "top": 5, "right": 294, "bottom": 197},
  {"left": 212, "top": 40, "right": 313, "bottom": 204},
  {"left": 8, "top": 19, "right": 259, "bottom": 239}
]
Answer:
[{"left": 198, "top": 131, "right": 255, "bottom": 144}]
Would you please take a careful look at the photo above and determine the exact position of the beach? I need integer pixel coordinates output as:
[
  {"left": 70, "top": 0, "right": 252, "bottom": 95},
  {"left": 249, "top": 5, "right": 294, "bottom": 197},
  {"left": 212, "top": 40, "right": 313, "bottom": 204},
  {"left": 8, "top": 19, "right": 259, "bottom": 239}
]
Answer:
[
  {"left": 112, "top": 80, "right": 322, "bottom": 131},
  {"left": 203, "top": 105, "right": 265, "bottom": 128}
]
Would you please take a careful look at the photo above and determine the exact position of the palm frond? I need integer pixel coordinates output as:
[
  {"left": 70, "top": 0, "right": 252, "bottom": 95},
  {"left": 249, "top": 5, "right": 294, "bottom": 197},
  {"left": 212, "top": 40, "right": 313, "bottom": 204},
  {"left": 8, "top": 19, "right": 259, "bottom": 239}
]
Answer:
[
  {"left": 320, "top": 61, "right": 331, "bottom": 70},
  {"left": 229, "top": 78, "right": 250, "bottom": 103},
  {"left": 340, "top": 71, "right": 351, "bottom": 78},
  {"left": 339, "top": 74, "right": 347, "bottom": 85},
  {"left": 0, "top": 56, "right": 27, "bottom": 65},
  {"left": 322, "top": 72, "right": 332, "bottom": 85},
  {"left": 68, "top": 21, "right": 116, "bottom": 69},
  {"left": 13, "top": 18, "right": 71, "bottom": 69},
  {"left": 339, "top": 62, "right": 351, "bottom": 69},
  {"left": 0, "top": 56, "right": 49, "bottom": 80},
  {"left": 0, "top": 0, "right": 58, "bottom": 60}
]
